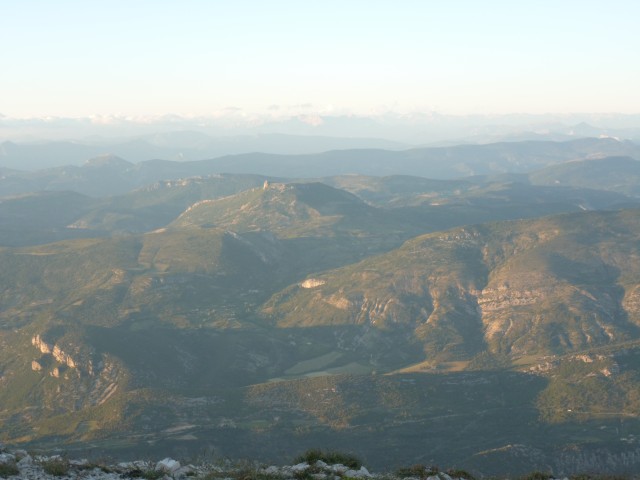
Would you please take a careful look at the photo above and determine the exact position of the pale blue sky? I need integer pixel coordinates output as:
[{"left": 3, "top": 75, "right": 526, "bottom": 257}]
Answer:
[{"left": 1, "top": 0, "right": 639, "bottom": 117}]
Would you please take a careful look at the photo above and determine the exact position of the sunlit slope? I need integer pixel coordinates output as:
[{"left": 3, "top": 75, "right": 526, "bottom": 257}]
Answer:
[
  {"left": 4, "top": 169, "right": 638, "bottom": 248},
  {"left": 0, "top": 228, "right": 297, "bottom": 443},
  {"left": 169, "top": 181, "right": 424, "bottom": 274},
  {"left": 322, "top": 174, "right": 633, "bottom": 210},
  {"left": 0, "top": 228, "right": 290, "bottom": 331},
  {"left": 171, "top": 181, "right": 399, "bottom": 236},
  {"left": 71, "top": 173, "right": 273, "bottom": 234},
  {"left": 264, "top": 209, "right": 640, "bottom": 362},
  {"left": 0, "top": 174, "right": 275, "bottom": 246}
]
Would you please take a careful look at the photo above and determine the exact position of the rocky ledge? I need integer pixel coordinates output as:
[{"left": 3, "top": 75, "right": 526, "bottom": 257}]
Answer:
[{"left": 0, "top": 447, "right": 577, "bottom": 480}]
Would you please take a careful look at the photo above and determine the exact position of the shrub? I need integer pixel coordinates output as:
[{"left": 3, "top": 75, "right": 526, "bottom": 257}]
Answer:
[
  {"left": 202, "top": 472, "right": 219, "bottom": 480},
  {"left": 142, "top": 469, "right": 164, "bottom": 480},
  {"left": 77, "top": 461, "right": 113, "bottom": 473},
  {"left": 569, "top": 477, "right": 629, "bottom": 480},
  {"left": 294, "top": 449, "right": 361, "bottom": 469},
  {"left": 203, "top": 466, "right": 274, "bottom": 480},
  {"left": 41, "top": 457, "right": 70, "bottom": 477},
  {"left": 123, "top": 468, "right": 144, "bottom": 478},
  {"left": 520, "top": 473, "right": 553, "bottom": 480},
  {"left": 395, "top": 464, "right": 439, "bottom": 479},
  {"left": 0, "top": 461, "right": 20, "bottom": 478},
  {"left": 232, "top": 468, "right": 261, "bottom": 480},
  {"left": 293, "top": 470, "right": 313, "bottom": 480},
  {"left": 447, "top": 469, "right": 476, "bottom": 480}
]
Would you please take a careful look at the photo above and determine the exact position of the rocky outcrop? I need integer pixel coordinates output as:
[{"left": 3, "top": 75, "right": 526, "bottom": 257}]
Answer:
[
  {"left": 622, "top": 284, "right": 640, "bottom": 323},
  {"left": 324, "top": 293, "right": 351, "bottom": 310},
  {"left": 181, "top": 198, "right": 217, "bottom": 216},
  {"left": 300, "top": 278, "right": 326, "bottom": 288},
  {"left": 478, "top": 285, "right": 546, "bottom": 312},
  {"left": 52, "top": 344, "right": 76, "bottom": 369},
  {"left": 0, "top": 450, "right": 473, "bottom": 480},
  {"left": 31, "top": 334, "right": 94, "bottom": 376},
  {"left": 4, "top": 446, "right": 638, "bottom": 480},
  {"left": 32, "top": 334, "right": 77, "bottom": 370},
  {"left": 31, "top": 334, "right": 53, "bottom": 355}
]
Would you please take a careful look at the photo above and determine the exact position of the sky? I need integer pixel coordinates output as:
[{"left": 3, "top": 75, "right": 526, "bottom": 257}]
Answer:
[{"left": 1, "top": 0, "right": 639, "bottom": 118}]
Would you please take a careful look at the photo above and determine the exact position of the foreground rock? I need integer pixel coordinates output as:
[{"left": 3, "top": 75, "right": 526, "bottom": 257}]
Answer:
[{"left": 0, "top": 446, "right": 574, "bottom": 480}]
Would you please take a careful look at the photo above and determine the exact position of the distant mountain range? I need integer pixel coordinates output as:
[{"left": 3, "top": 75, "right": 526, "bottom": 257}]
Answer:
[
  {"left": 0, "top": 137, "right": 638, "bottom": 198},
  {"left": 3, "top": 112, "right": 640, "bottom": 146},
  {"left": 0, "top": 132, "right": 409, "bottom": 170},
  {"left": 1, "top": 163, "right": 636, "bottom": 248}
]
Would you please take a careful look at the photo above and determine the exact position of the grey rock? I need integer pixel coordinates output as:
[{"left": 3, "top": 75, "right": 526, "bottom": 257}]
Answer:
[
  {"left": 331, "top": 464, "right": 348, "bottom": 474},
  {"left": 263, "top": 466, "right": 280, "bottom": 475},
  {"left": 156, "top": 457, "right": 181, "bottom": 473},
  {"left": 0, "top": 452, "right": 16, "bottom": 463},
  {"left": 119, "top": 460, "right": 152, "bottom": 470},
  {"left": 292, "top": 462, "right": 309, "bottom": 472},
  {"left": 345, "top": 468, "right": 372, "bottom": 478},
  {"left": 175, "top": 465, "right": 197, "bottom": 478},
  {"left": 17, "top": 454, "right": 33, "bottom": 467}
]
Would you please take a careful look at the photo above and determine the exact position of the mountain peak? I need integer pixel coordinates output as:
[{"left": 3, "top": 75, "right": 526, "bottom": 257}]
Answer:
[{"left": 82, "top": 154, "right": 132, "bottom": 168}]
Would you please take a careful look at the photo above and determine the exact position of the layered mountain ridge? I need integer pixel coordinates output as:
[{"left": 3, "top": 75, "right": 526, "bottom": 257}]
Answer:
[{"left": 1, "top": 139, "right": 640, "bottom": 475}]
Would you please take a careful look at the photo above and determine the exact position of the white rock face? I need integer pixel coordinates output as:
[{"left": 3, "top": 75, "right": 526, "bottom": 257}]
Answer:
[
  {"left": 118, "top": 460, "right": 152, "bottom": 470},
  {"left": 156, "top": 457, "right": 181, "bottom": 473},
  {"left": 300, "top": 278, "right": 326, "bottom": 288},
  {"left": 331, "top": 463, "right": 349, "bottom": 474},
  {"left": 291, "top": 462, "right": 310, "bottom": 472},
  {"left": 344, "top": 466, "right": 371, "bottom": 478},
  {"left": 52, "top": 344, "right": 77, "bottom": 368},
  {"left": 32, "top": 334, "right": 53, "bottom": 354},
  {"left": 31, "top": 334, "right": 80, "bottom": 371}
]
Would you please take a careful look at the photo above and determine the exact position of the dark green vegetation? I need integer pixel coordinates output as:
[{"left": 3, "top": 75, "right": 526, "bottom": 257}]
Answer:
[
  {"left": 40, "top": 457, "right": 70, "bottom": 477},
  {"left": 294, "top": 449, "right": 362, "bottom": 469},
  {"left": 395, "top": 464, "right": 445, "bottom": 479},
  {"left": 1, "top": 139, "right": 640, "bottom": 476},
  {"left": 0, "top": 461, "right": 20, "bottom": 478}
]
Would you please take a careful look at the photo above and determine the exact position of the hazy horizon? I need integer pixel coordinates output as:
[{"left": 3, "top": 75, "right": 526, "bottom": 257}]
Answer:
[{"left": 2, "top": 1, "right": 640, "bottom": 119}]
